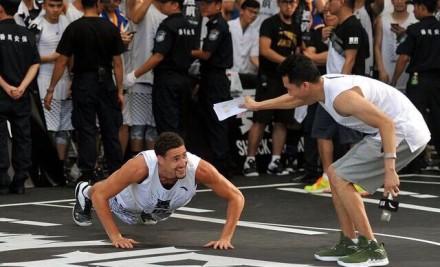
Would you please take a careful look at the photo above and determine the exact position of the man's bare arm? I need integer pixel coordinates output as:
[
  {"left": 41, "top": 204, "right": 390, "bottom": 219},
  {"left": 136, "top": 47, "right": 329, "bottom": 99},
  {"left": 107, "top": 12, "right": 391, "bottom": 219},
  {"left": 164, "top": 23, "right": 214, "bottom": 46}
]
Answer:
[
  {"left": 91, "top": 156, "right": 148, "bottom": 248},
  {"left": 195, "top": 160, "right": 244, "bottom": 249},
  {"left": 242, "top": 94, "right": 306, "bottom": 111}
]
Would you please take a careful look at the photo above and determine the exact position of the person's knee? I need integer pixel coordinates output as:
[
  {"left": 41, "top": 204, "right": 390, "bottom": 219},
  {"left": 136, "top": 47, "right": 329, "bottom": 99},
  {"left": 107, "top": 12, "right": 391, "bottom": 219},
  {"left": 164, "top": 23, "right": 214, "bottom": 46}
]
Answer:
[{"left": 328, "top": 166, "right": 347, "bottom": 189}]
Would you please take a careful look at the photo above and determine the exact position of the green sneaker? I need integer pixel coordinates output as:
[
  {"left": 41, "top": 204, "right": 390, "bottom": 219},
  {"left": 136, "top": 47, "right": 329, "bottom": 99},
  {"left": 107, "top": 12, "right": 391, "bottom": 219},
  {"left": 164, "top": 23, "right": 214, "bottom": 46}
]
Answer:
[
  {"left": 337, "top": 236, "right": 389, "bottom": 267},
  {"left": 314, "top": 232, "right": 359, "bottom": 261}
]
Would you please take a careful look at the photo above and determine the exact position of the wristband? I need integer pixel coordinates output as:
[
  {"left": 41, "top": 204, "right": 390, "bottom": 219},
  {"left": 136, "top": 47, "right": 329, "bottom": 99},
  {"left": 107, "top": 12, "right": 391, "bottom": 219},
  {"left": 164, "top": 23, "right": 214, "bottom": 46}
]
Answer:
[{"left": 384, "top": 152, "right": 397, "bottom": 159}]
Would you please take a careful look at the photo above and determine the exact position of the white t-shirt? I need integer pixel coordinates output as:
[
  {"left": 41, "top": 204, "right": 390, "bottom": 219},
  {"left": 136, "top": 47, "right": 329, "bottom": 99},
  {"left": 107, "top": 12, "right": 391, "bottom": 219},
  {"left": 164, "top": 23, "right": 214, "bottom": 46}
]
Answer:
[
  {"left": 115, "top": 150, "right": 200, "bottom": 222},
  {"left": 131, "top": 3, "right": 166, "bottom": 86},
  {"left": 380, "top": 11, "right": 417, "bottom": 89},
  {"left": 228, "top": 18, "right": 259, "bottom": 74},
  {"left": 320, "top": 74, "right": 430, "bottom": 152},
  {"left": 65, "top": 2, "right": 83, "bottom": 23}
]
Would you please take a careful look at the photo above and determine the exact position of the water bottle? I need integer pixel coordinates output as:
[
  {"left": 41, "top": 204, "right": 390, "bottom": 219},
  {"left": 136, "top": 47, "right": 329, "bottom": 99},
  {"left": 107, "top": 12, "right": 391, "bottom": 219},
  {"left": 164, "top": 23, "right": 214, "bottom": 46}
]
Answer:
[{"left": 379, "top": 194, "right": 399, "bottom": 222}]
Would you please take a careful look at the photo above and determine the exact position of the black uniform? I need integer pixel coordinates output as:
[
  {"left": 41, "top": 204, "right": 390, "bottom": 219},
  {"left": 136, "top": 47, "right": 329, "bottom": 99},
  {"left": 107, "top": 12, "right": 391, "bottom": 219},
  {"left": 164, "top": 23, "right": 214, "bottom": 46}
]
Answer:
[
  {"left": 198, "top": 12, "right": 233, "bottom": 174},
  {"left": 0, "top": 19, "right": 40, "bottom": 192},
  {"left": 397, "top": 15, "right": 440, "bottom": 160},
  {"left": 152, "top": 12, "right": 196, "bottom": 136},
  {"left": 254, "top": 15, "right": 301, "bottom": 124},
  {"left": 56, "top": 17, "right": 125, "bottom": 179}
]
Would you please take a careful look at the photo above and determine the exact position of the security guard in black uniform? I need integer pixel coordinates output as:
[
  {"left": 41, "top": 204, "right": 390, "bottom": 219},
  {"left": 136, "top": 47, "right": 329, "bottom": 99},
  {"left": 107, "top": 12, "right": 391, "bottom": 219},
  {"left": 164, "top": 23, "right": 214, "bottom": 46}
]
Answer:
[
  {"left": 0, "top": 0, "right": 40, "bottom": 194},
  {"left": 44, "top": 0, "right": 125, "bottom": 183},
  {"left": 393, "top": 0, "right": 440, "bottom": 170},
  {"left": 126, "top": 0, "right": 196, "bottom": 137},
  {"left": 192, "top": 0, "right": 233, "bottom": 175}
]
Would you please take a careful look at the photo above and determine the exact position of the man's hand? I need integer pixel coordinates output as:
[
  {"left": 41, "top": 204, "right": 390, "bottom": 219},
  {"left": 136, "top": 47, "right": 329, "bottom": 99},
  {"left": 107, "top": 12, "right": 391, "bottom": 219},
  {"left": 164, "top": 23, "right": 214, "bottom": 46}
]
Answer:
[
  {"left": 117, "top": 91, "right": 124, "bottom": 109},
  {"left": 123, "top": 71, "right": 136, "bottom": 88},
  {"left": 44, "top": 90, "right": 54, "bottom": 110},
  {"left": 111, "top": 234, "right": 139, "bottom": 249},
  {"left": 203, "top": 239, "right": 234, "bottom": 250},
  {"left": 240, "top": 96, "right": 259, "bottom": 111},
  {"left": 121, "top": 31, "right": 134, "bottom": 46},
  {"left": 384, "top": 170, "right": 400, "bottom": 198}
]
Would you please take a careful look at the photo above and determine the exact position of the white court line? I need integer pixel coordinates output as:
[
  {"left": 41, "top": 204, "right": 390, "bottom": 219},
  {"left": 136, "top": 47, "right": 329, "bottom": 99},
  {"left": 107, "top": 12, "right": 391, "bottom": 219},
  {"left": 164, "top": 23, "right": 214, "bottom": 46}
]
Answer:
[
  {"left": 255, "top": 222, "right": 440, "bottom": 246},
  {"left": 400, "top": 174, "right": 440, "bottom": 179},
  {"left": 0, "top": 183, "right": 301, "bottom": 208},
  {"left": 278, "top": 188, "right": 440, "bottom": 213},
  {"left": 171, "top": 213, "right": 325, "bottom": 235},
  {"left": 177, "top": 207, "right": 213, "bottom": 213},
  {"left": 0, "top": 218, "right": 61, "bottom": 227},
  {"left": 400, "top": 179, "right": 440, "bottom": 185}
]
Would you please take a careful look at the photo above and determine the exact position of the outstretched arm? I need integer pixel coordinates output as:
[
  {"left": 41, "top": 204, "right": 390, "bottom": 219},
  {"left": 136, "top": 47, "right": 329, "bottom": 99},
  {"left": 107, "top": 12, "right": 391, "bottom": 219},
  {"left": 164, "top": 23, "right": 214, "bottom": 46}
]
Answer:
[
  {"left": 195, "top": 160, "right": 244, "bottom": 249},
  {"left": 241, "top": 94, "right": 306, "bottom": 111},
  {"left": 91, "top": 156, "right": 148, "bottom": 249},
  {"left": 334, "top": 88, "right": 399, "bottom": 197}
]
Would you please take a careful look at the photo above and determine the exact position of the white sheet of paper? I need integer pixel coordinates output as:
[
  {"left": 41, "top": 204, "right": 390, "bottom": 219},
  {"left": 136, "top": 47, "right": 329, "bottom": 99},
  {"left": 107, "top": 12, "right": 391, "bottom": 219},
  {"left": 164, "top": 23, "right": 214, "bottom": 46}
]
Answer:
[{"left": 213, "top": 97, "right": 247, "bottom": 121}]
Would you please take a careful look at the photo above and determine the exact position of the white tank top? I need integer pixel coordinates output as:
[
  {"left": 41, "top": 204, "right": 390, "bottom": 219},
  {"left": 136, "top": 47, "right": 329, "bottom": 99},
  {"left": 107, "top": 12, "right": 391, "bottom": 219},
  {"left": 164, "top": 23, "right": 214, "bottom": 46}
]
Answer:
[
  {"left": 321, "top": 74, "right": 430, "bottom": 152},
  {"left": 115, "top": 150, "right": 200, "bottom": 222},
  {"left": 131, "top": 3, "right": 166, "bottom": 86},
  {"left": 380, "top": 12, "right": 417, "bottom": 89}
]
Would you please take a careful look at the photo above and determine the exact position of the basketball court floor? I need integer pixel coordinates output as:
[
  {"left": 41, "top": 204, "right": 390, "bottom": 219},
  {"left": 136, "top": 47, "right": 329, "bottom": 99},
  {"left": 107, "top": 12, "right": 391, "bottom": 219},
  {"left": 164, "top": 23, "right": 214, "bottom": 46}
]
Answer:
[{"left": 1, "top": 173, "right": 439, "bottom": 267}]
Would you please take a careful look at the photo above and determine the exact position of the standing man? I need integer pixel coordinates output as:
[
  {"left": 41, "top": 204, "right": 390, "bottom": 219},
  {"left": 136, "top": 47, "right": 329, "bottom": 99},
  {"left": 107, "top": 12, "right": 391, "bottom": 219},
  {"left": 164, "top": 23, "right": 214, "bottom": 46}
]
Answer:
[
  {"left": 242, "top": 0, "right": 300, "bottom": 177},
  {"left": 243, "top": 55, "right": 430, "bottom": 267},
  {"left": 0, "top": 0, "right": 40, "bottom": 194},
  {"left": 73, "top": 132, "right": 244, "bottom": 250},
  {"left": 125, "top": 0, "right": 196, "bottom": 136},
  {"left": 375, "top": 0, "right": 417, "bottom": 89},
  {"left": 392, "top": 0, "right": 440, "bottom": 171},
  {"left": 44, "top": 0, "right": 126, "bottom": 183},
  {"left": 192, "top": 0, "right": 233, "bottom": 175}
]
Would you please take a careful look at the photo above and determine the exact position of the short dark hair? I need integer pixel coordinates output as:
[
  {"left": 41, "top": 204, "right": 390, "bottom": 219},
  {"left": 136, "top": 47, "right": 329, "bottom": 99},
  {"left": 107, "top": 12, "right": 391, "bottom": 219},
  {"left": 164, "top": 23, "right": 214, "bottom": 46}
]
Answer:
[
  {"left": 158, "top": 0, "right": 184, "bottom": 9},
  {"left": 278, "top": 54, "right": 321, "bottom": 86},
  {"left": 241, "top": 0, "right": 260, "bottom": 9},
  {"left": 344, "top": 0, "right": 355, "bottom": 9},
  {"left": 44, "top": 0, "right": 63, "bottom": 3},
  {"left": 81, "top": 0, "right": 98, "bottom": 8},
  {"left": 154, "top": 132, "right": 185, "bottom": 157},
  {"left": 413, "top": 0, "right": 437, "bottom": 13},
  {"left": 0, "top": 0, "right": 20, "bottom": 15}
]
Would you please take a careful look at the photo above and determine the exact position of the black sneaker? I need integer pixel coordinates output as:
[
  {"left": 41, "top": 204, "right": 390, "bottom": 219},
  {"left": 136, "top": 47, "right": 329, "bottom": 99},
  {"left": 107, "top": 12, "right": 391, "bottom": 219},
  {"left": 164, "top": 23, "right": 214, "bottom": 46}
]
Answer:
[
  {"left": 73, "top": 182, "right": 92, "bottom": 226},
  {"left": 243, "top": 159, "right": 259, "bottom": 177},
  {"left": 267, "top": 159, "right": 289, "bottom": 176}
]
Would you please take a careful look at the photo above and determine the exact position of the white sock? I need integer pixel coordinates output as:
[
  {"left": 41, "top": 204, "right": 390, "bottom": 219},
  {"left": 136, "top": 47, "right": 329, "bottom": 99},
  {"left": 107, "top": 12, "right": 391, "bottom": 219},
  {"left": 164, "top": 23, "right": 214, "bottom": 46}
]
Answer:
[
  {"left": 271, "top": 155, "right": 281, "bottom": 163},
  {"left": 82, "top": 185, "right": 91, "bottom": 199},
  {"left": 322, "top": 173, "right": 329, "bottom": 181},
  {"left": 352, "top": 238, "right": 359, "bottom": 244},
  {"left": 246, "top": 156, "right": 256, "bottom": 162}
]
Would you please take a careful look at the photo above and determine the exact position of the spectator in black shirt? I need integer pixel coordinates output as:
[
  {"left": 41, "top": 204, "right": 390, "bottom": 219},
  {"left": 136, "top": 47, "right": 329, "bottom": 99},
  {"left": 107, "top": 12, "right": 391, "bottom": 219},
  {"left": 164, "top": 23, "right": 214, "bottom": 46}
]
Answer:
[
  {"left": 242, "top": 0, "right": 301, "bottom": 177},
  {"left": 44, "top": 0, "right": 125, "bottom": 183},
  {"left": 0, "top": 0, "right": 40, "bottom": 194},
  {"left": 125, "top": 0, "right": 196, "bottom": 136},
  {"left": 191, "top": 0, "right": 233, "bottom": 176},
  {"left": 393, "top": 0, "right": 440, "bottom": 171}
]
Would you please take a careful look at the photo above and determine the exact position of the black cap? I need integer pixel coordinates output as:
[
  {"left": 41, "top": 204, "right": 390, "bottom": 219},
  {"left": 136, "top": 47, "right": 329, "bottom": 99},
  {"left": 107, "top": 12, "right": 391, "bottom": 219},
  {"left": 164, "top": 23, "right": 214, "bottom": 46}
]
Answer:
[
  {"left": 410, "top": 0, "right": 437, "bottom": 12},
  {"left": 0, "top": 0, "right": 20, "bottom": 15},
  {"left": 157, "top": 0, "right": 184, "bottom": 4}
]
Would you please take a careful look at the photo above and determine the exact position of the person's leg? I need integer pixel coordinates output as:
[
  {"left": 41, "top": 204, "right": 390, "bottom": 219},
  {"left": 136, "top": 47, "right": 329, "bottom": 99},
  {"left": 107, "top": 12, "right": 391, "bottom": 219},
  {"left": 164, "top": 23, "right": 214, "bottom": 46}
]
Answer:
[
  {"left": 0, "top": 118, "right": 11, "bottom": 192},
  {"left": 271, "top": 122, "right": 287, "bottom": 156},
  {"left": 318, "top": 138, "right": 334, "bottom": 173},
  {"left": 247, "top": 122, "right": 266, "bottom": 157},
  {"left": 96, "top": 84, "right": 123, "bottom": 175}
]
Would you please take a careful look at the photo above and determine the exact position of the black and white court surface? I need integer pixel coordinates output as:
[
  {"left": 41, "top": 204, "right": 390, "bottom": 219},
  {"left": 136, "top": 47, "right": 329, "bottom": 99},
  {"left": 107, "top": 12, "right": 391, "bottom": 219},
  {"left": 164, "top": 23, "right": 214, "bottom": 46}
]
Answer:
[{"left": 1, "top": 174, "right": 439, "bottom": 267}]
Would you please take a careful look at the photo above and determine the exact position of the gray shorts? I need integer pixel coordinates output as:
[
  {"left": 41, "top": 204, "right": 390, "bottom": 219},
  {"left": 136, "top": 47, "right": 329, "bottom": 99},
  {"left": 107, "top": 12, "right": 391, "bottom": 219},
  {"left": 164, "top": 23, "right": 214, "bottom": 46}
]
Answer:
[{"left": 332, "top": 136, "right": 426, "bottom": 194}]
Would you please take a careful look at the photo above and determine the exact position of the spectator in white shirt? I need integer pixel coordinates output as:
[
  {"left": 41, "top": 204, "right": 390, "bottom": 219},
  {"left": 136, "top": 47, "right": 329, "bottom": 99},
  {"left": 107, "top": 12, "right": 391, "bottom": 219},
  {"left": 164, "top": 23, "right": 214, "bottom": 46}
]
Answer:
[{"left": 228, "top": 0, "right": 260, "bottom": 75}]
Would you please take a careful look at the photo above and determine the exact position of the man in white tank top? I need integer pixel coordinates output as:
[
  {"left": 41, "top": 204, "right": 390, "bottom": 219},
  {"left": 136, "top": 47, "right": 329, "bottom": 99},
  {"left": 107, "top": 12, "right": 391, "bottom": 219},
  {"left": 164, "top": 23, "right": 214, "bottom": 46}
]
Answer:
[
  {"left": 242, "top": 55, "right": 430, "bottom": 267},
  {"left": 374, "top": 0, "right": 417, "bottom": 89},
  {"left": 72, "top": 132, "right": 244, "bottom": 250}
]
